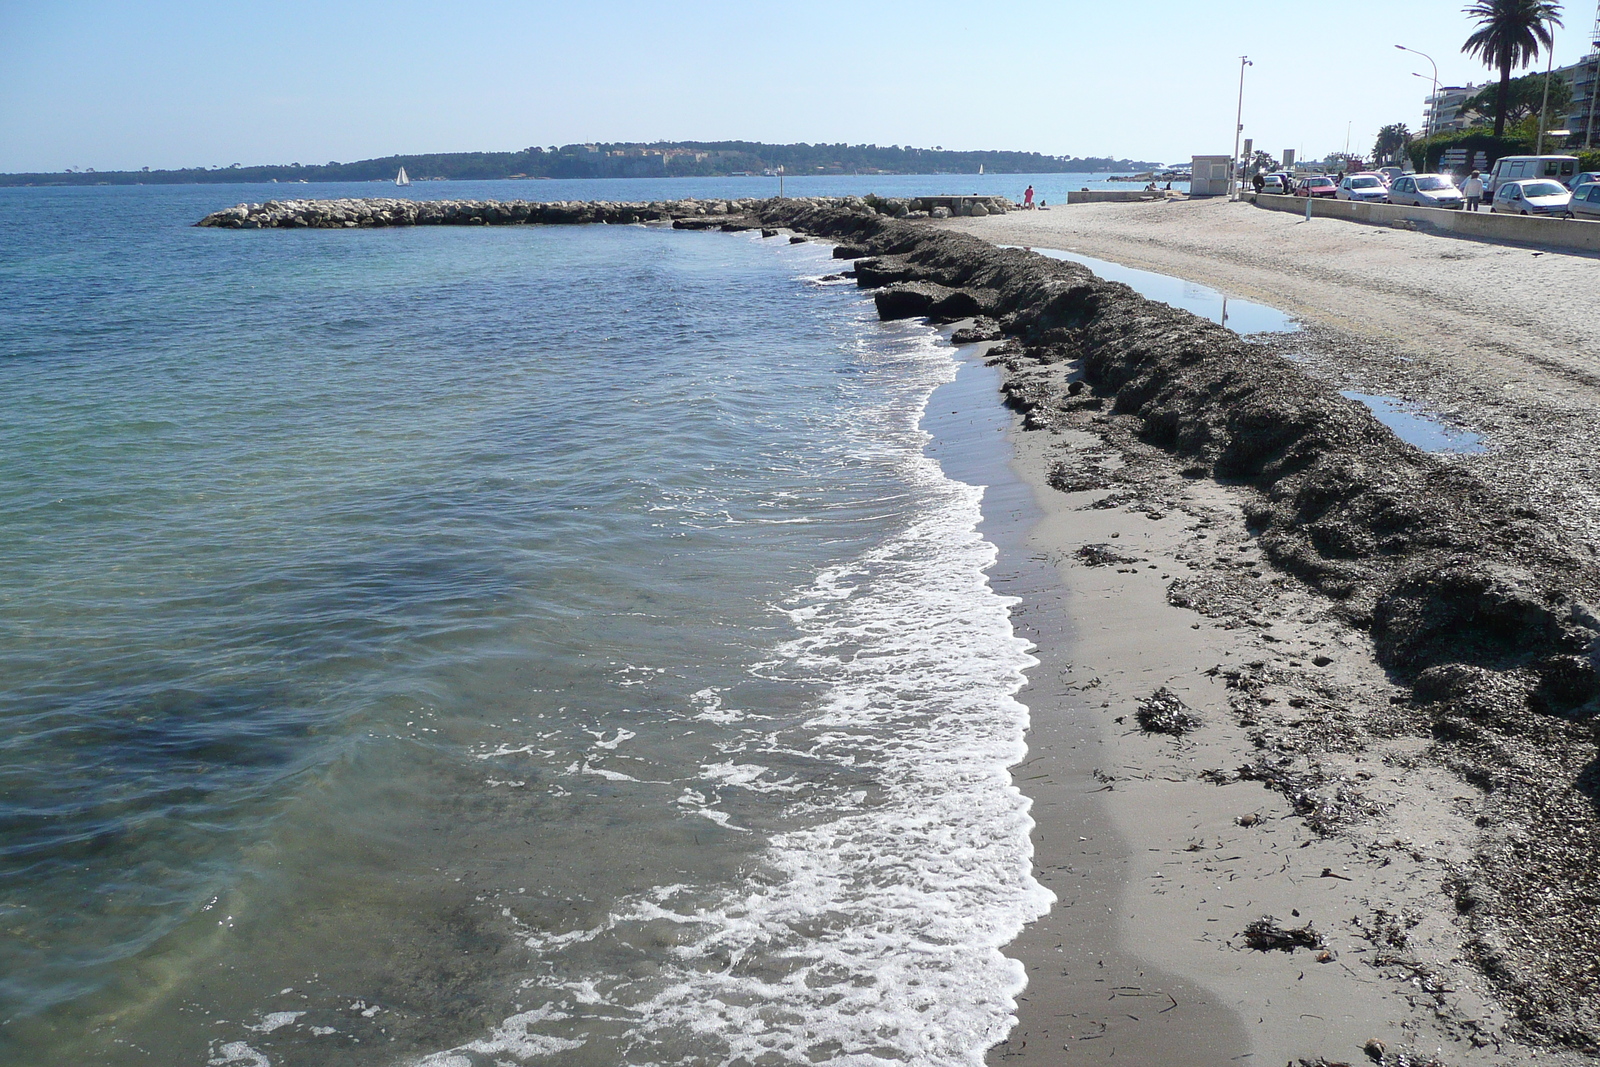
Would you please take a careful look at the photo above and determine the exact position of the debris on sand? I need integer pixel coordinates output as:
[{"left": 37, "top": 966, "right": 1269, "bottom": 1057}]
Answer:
[
  {"left": 1243, "top": 916, "right": 1323, "bottom": 952},
  {"left": 1135, "top": 687, "right": 1202, "bottom": 735},
  {"left": 1075, "top": 542, "right": 1140, "bottom": 567},
  {"left": 1237, "top": 758, "right": 1376, "bottom": 835}
]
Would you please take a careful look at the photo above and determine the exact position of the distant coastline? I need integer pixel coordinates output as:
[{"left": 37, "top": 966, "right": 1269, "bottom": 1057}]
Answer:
[{"left": 0, "top": 140, "right": 1163, "bottom": 188}]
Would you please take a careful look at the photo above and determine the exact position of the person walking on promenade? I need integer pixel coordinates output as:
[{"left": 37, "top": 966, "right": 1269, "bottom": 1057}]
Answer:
[
  {"left": 1023, "top": 185, "right": 1035, "bottom": 208},
  {"left": 1252, "top": 172, "right": 1265, "bottom": 194},
  {"left": 1463, "top": 170, "right": 1484, "bottom": 211}
]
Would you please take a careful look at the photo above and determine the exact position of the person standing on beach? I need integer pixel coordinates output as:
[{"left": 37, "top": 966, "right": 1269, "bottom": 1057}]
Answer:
[
  {"left": 1462, "top": 170, "right": 1484, "bottom": 211},
  {"left": 1023, "top": 185, "right": 1035, "bottom": 209}
]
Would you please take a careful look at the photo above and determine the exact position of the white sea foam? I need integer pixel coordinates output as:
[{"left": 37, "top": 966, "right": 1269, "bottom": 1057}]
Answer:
[
  {"left": 418, "top": 324, "right": 1052, "bottom": 1065},
  {"left": 698, "top": 760, "right": 802, "bottom": 793},
  {"left": 207, "top": 1041, "right": 271, "bottom": 1067},
  {"left": 414, "top": 1006, "right": 585, "bottom": 1066},
  {"left": 245, "top": 1011, "right": 303, "bottom": 1033},
  {"left": 692, "top": 687, "right": 743, "bottom": 723}
]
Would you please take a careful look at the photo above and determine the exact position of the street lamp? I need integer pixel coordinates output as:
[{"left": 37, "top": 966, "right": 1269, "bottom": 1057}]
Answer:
[
  {"left": 1396, "top": 44, "right": 1439, "bottom": 134},
  {"left": 1535, "top": 17, "right": 1559, "bottom": 154},
  {"left": 1231, "top": 55, "right": 1252, "bottom": 201}
]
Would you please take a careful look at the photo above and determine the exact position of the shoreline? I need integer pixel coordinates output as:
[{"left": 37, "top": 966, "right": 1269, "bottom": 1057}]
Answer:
[
  {"left": 923, "top": 337, "right": 1253, "bottom": 1063},
  {"left": 177, "top": 194, "right": 1600, "bottom": 1062},
  {"left": 746, "top": 198, "right": 1600, "bottom": 1063}
]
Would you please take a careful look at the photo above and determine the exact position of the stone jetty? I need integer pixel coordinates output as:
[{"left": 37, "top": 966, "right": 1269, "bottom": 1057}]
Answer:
[{"left": 195, "top": 194, "right": 1011, "bottom": 229}]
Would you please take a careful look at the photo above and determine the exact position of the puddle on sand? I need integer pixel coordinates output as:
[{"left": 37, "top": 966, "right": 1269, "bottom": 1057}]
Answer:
[
  {"left": 1000, "top": 246, "right": 1485, "bottom": 453},
  {"left": 1012, "top": 246, "right": 1299, "bottom": 334},
  {"left": 1340, "top": 390, "right": 1486, "bottom": 453}
]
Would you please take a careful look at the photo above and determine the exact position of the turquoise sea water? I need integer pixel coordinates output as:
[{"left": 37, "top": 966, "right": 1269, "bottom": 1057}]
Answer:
[{"left": 0, "top": 183, "right": 1049, "bottom": 1064}]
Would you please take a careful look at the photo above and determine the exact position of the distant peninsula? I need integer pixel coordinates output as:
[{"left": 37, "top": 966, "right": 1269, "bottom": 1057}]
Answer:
[{"left": 0, "top": 141, "right": 1164, "bottom": 187}]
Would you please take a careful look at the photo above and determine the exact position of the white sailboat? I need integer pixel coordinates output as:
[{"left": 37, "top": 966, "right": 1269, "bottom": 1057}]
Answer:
[
  {"left": 395, "top": 166, "right": 410, "bottom": 186},
  {"left": 978, "top": 164, "right": 984, "bottom": 174}
]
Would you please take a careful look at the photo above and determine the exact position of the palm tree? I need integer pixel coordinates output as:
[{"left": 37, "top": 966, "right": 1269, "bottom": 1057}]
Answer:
[{"left": 1461, "top": 0, "right": 1564, "bottom": 136}]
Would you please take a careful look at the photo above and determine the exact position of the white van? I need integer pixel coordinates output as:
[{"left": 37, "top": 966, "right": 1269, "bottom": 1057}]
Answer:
[{"left": 1486, "top": 155, "right": 1578, "bottom": 195}]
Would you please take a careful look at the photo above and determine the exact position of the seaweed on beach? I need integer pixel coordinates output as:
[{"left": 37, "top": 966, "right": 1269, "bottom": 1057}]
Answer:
[
  {"left": 1075, "top": 543, "right": 1140, "bottom": 568},
  {"left": 1134, "top": 687, "right": 1201, "bottom": 735},
  {"left": 1242, "top": 915, "right": 1323, "bottom": 952},
  {"left": 1236, "top": 757, "right": 1375, "bottom": 834},
  {"left": 1046, "top": 461, "right": 1111, "bottom": 493}
]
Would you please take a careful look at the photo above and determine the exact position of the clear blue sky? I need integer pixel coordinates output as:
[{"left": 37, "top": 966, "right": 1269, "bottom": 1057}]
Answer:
[{"left": 1, "top": 0, "right": 1593, "bottom": 173}]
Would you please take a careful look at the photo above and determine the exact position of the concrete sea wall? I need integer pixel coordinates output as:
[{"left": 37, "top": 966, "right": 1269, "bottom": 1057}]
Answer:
[
  {"left": 1251, "top": 192, "right": 1600, "bottom": 253},
  {"left": 1065, "top": 190, "right": 1165, "bottom": 204}
]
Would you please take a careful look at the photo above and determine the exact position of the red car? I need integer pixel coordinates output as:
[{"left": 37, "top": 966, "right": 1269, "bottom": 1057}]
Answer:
[{"left": 1295, "top": 176, "right": 1338, "bottom": 198}]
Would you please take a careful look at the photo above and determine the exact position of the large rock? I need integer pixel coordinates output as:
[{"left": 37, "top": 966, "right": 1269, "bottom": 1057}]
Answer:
[
  {"left": 930, "top": 287, "right": 1001, "bottom": 319},
  {"left": 852, "top": 256, "right": 920, "bottom": 288},
  {"left": 874, "top": 282, "right": 959, "bottom": 321}
]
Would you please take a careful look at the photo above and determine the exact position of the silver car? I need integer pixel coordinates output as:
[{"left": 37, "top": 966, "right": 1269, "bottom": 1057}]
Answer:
[
  {"left": 1387, "top": 173, "right": 1464, "bottom": 208},
  {"left": 1336, "top": 174, "right": 1389, "bottom": 202},
  {"left": 1566, "top": 182, "right": 1600, "bottom": 221},
  {"left": 1491, "top": 179, "right": 1572, "bottom": 216}
]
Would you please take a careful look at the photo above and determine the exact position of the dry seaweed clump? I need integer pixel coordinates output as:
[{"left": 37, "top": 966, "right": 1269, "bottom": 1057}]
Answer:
[
  {"left": 1135, "top": 687, "right": 1202, "bottom": 735},
  {"left": 1233, "top": 758, "right": 1379, "bottom": 835},
  {"left": 1243, "top": 916, "right": 1323, "bottom": 952},
  {"left": 1075, "top": 542, "right": 1140, "bottom": 567}
]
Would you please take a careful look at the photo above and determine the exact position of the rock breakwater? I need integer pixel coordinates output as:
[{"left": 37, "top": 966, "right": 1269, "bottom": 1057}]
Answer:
[{"left": 194, "top": 194, "right": 1011, "bottom": 229}]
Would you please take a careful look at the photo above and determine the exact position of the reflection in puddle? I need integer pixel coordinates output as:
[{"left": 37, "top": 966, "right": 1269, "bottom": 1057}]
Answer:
[
  {"left": 1014, "top": 247, "right": 1299, "bottom": 334},
  {"left": 1340, "top": 391, "right": 1486, "bottom": 453},
  {"left": 1000, "top": 246, "right": 1485, "bottom": 453}
]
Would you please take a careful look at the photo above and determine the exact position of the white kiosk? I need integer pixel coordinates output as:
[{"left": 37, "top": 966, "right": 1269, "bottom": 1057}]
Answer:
[{"left": 1190, "top": 155, "right": 1233, "bottom": 197}]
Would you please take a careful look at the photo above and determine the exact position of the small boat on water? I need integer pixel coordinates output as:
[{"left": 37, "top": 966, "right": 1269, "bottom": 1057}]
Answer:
[{"left": 395, "top": 166, "right": 410, "bottom": 187}]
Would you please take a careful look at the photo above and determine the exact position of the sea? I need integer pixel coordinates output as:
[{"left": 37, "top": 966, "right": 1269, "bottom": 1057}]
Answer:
[{"left": 0, "top": 172, "right": 1133, "bottom": 1065}]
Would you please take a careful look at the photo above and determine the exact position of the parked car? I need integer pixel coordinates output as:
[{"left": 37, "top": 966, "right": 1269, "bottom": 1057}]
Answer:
[
  {"left": 1566, "top": 170, "right": 1600, "bottom": 191},
  {"left": 1490, "top": 179, "right": 1572, "bottom": 216},
  {"left": 1295, "top": 176, "right": 1338, "bottom": 198},
  {"left": 1336, "top": 174, "right": 1390, "bottom": 202},
  {"left": 1386, "top": 173, "right": 1464, "bottom": 209},
  {"left": 1259, "top": 174, "right": 1287, "bottom": 194},
  {"left": 1485, "top": 155, "right": 1578, "bottom": 196},
  {"left": 1376, "top": 166, "right": 1406, "bottom": 185},
  {"left": 1566, "top": 181, "right": 1600, "bottom": 221}
]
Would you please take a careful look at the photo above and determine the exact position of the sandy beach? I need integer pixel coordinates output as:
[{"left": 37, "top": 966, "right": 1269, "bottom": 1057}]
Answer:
[{"left": 913, "top": 200, "right": 1600, "bottom": 1067}]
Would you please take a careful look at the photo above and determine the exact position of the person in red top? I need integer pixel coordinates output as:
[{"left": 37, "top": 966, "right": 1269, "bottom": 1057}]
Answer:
[{"left": 1023, "top": 185, "right": 1035, "bottom": 208}]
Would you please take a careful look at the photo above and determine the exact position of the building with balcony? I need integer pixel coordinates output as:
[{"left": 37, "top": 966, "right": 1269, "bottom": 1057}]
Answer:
[
  {"left": 1422, "top": 83, "right": 1484, "bottom": 135},
  {"left": 1563, "top": 53, "right": 1599, "bottom": 148}
]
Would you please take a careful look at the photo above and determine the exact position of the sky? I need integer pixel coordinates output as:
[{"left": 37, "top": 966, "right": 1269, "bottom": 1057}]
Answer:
[{"left": 1, "top": 0, "right": 1595, "bottom": 173}]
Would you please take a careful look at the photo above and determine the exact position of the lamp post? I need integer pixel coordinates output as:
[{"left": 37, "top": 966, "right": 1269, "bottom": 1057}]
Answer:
[
  {"left": 1587, "top": 53, "right": 1600, "bottom": 148},
  {"left": 1231, "top": 55, "right": 1251, "bottom": 201},
  {"left": 1535, "top": 19, "right": 1558, "bottom": 154},
  {"left": 1396, "top": 44, "right": 1439, "bottom": 134}
]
